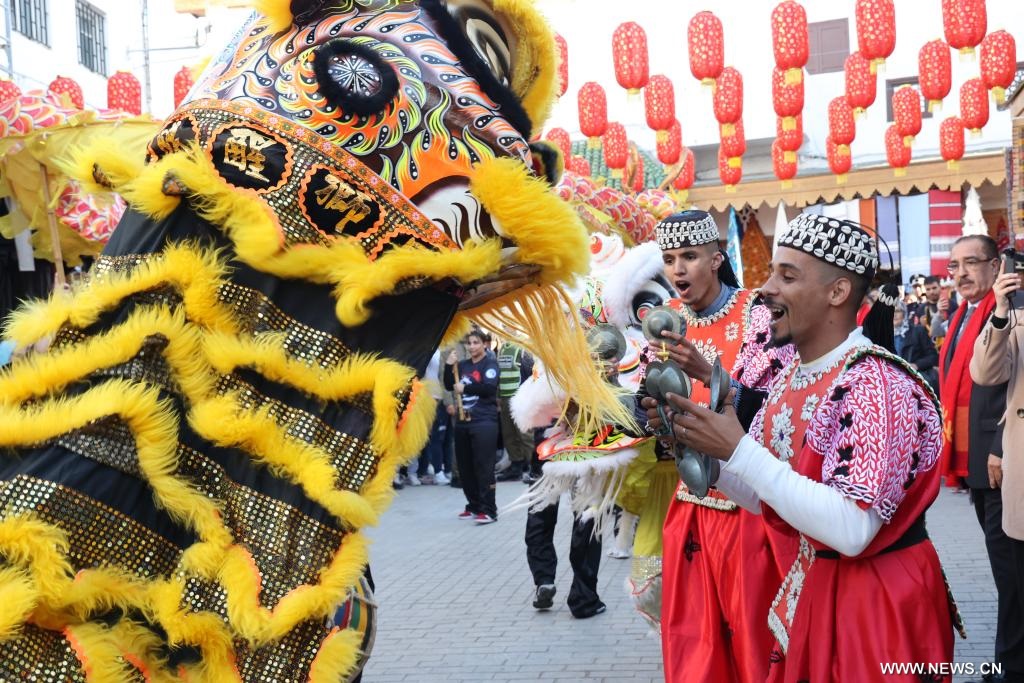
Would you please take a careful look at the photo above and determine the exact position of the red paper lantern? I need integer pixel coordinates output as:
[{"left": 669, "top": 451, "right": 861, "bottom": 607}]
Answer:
[
  {"left": 891, "top": 85, "right": 923, "bottom": 145},
  {"left": 939, "top": 116, "right": 965, "bottom": 169},
  {"left": 844, "top": 52, "right": 876, "bottom": 116},
  {"left": 0, "top": 79, "right": 21, "bottom": 103},
  {"left": 674, "top": 147, "right": 695, "bottom": 191},
  {"left": 885, "top": 124, "right": 911, "bottom": 175},
  {"left": 942, "top": 0, "right": 986, "bottom": 57},
  {"left": 959, "top": 77, "right": 989, "bottom": 135},
  {"left": 771, "top": 1, "right": 809, "bottom": 85},
  {"left": 173, "top": 66, "right": 194, "bottom": 109},
  {"left": 657, "top": 119, "right": 682, "bottom": 165},
  {"left": 919, "top": 40, "right": 952, "bottom": 112},
  {"left": 688, "top": 12, "right": 724, "bottom": 85},
  {"left": 718, "top": 147, "right": 742, "bottom": 189},
  {"left": 603, "top": 122, "right": 629, "bottom": 178},
  {"left": 48, "top": 75, "right": 83, "bottom": 110},
  {"left": 107, "top": 71, "right": 142, "bottom": 115},
  {"left": 613, "top": 22, "right": 649, "bottom": 94},
  {"left": 720, "top": 119, "right": 745, "bottom": 166},
  {"left": 772, "top": 138, "right": 797, "bottom": 185},
  {"left": 772, "top": 66, "right": 804, "bottom": 123},
  {"left": 567, "top": 155, "right": 591, "bottom": 177},
  {"left": 980, "top": 30, "right": 1017, "bottom": 104},
  {"left": 776, "top": 114, "right": 803, "bottom": 156},
  {"left": 644, "top": 74, "right": 675, "bottom": 141},
  {"left": 827, "top": 137, "right": 853, "bottom": 182},
  {"left": 544, "top": 128, "right": 572, "bottom": 161},
  {"left": 713, "top": 66, "right": 743, "bottom": 134},
  {"left": 555, "top": 34, "right": 569, "bottom": 98},
  {"left": 828, "top": 97, "right": 855, "bottom": 152},
  {"left": 578, "top": 82, "right": 608, "bottom": 145},
  {"left": 855, "top": 0, "right": 896, "bottom": 72}
]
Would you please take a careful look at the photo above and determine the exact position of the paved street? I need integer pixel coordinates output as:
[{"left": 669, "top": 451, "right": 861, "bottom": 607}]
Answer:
[{"left": 364, "top": 481, "right": 997, "bottom": 682}]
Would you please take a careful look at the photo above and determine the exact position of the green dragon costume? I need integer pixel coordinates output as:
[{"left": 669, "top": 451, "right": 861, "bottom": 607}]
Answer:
[{"left": 0, "top": 1, "right": 629, "bottom": 680}]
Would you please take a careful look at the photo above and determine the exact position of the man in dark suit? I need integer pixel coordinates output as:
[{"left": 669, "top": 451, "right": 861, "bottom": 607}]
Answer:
[{"left": 940, "top": 235, "right": 1020, "bottom": 682}]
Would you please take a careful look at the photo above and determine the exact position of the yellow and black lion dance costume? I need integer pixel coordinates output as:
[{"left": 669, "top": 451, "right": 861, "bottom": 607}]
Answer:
[{"left": 0, "top": 1, "right": 629, "bottom": 679}]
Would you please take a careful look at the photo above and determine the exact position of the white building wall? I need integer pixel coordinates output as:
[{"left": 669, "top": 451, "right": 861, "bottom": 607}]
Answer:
[{"left": 537, "top": 0, "right": 1022, "bottom": 171}]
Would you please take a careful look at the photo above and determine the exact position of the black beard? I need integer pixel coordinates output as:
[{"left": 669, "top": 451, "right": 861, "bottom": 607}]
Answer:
[{"left": 766, "top": 333, "right": 793, "bottom": 350}]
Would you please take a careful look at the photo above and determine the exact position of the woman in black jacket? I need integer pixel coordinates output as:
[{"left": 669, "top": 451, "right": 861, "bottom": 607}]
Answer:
[{"left": 894, "top": 302, "right": 939, "bottom": 393}]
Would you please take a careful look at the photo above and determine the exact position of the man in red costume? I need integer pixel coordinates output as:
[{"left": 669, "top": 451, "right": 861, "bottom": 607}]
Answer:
[
  {"left": 651, "top": 210, "right": 793, "bottom": 683},
  {"left": 650, "top": 214, "right": 955, "bottom": 682}
]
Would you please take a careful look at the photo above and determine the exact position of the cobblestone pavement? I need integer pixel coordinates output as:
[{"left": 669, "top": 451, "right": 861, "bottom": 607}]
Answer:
[{"left": 363, "top": 482, "right": 996, "bottom": 682}]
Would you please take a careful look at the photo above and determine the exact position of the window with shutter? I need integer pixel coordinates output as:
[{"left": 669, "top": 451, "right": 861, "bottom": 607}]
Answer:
[{"left": 807, "top": 19, "right": 849, "bottom": 75}]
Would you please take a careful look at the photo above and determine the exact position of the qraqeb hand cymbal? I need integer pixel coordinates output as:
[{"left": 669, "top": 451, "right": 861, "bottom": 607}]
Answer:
[{"left": 642, "top": 305, "right": 686, "bottom": 344}]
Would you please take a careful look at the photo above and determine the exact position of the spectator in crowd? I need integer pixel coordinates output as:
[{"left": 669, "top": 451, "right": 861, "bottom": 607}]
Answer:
[
  {"left": 894, "top": 300, "right": 940, "bottom": 395},
  {"left": 408, "top": 349, "right": 451, "bottom": 486},
  {"left": 496, "top": 338, "right": 535, "bottom": 482},
  {"left": 445, "top": 329, "right": 501, "bottom": 524},
  {"left": 924, "top": 274, "right": 959, "bottom": 342},
  {"left": 939, "top": 236, "right": 1015, "bottom": 679},
  {"left": 970, "top": 264, "right": 1024, "bottom": 683}
]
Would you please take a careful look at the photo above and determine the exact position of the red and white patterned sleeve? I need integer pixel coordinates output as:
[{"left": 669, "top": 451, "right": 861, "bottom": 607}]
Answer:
[
  {"left": 804, "top": 355, "right": 943, "bottom": 523},
  {"left": 732, "top": 303, "right": 796, "bottom": 390}
]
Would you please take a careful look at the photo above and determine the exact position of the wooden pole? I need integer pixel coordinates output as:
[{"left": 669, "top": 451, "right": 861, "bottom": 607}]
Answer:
[{"left": 38, "top": 163, "right": 66, "bottom": 290}]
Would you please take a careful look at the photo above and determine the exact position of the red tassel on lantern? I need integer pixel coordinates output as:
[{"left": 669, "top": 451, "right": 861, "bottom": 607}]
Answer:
[
  {"left": 776, "top": 115, "right": 803, "bottom": 160},
  {"left": 544, "top": 128, "right": 572, "bottom": 161},
  {"left": 613, "top": 22, "right": 649, "bottom": 94},
  {"left": 0, "top": 79, "right": 21, "bottom": 103},
  {"left": 772, "top": 138, "right": 797, "bottom": 188},
  {"left": 568, "top": 155, "right": 591, "bottom": 177},
  {"left": 688, "top": 12, "right": 724, "bottom": 86},
  {"left": 578, "top": 82, "right": 608, "bottom": 147},
  {"left": 173, "top": 66, "right": 194, "bottom": 109},
  {"left": 657, "top": 119, "right": 682, "bottom": 165},
  {"left": 603, "top": 122, "right": 629, "bottom": 178},
  {"left": 855, "top": 0, "right": 896, "bottom": 73},
  {"left": 771, "top": 1, "right": 808, "bottom": 85},
  {"left": 48, "top": 75, "right": 84, "bottom": 110},
  {"left": 713, "top": 66, "right": 743, "bottom": 135},
  {"left": 555, "top": 34, "right": 569, "bottom": 98},
  {"left": 844, "top": 51, "right": 876, "bottom": 117},
  {"left": 942, "top": 0, "right": 986, "bottom": 58},
  {"left": 720, "top": 119, "right": 745, "bottom": 167},
  {"left": 772, "top": 65, "right": 804, "bottom": 124},
  {"left": 980, "top": 30, "right": 1017, "bottom": 105},
  {"left": 960, "top": 77, "right": 989, "bottom": 136},
  {"left": 718, "top": 147, "right": 742, "bottom": 191},
  {"left": 940, "top": 116, "right": 965, "bottom": 169},
  {"left": 674, "top": 147, "right": 696, "bottom": 192},
  {"left": 107, "top": 71, "right": 142, "bottom": 115},
  {"left": 644, "top": 75, "right": 675, "bottom": 142},
  {"left": 885, "top": 124, "right": 911, "bottom": 175},
  {"left": 828, "top": 97, "right": 855, "bottom": 154},
  {"left": 919, "top": 40, "right": 952, "bottom": 112},
  {"left": 892, "top": 85, "right": 923, "bottom": 146},
  {"left": 827, "top": 137, "right": 853, "bottom": 183}
]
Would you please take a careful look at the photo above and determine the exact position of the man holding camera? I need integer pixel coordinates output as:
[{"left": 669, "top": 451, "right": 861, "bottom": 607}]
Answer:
[{"left": 970, "top": 255, "right": 1024, "bottom": 683}]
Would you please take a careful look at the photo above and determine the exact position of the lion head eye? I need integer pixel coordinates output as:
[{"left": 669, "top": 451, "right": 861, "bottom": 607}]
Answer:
[
  {"left": 313, "top": 39, "right": 399, "bottom": 116},
  {"left": 444, "top": 0, "right": 514, "bottom": 88}
]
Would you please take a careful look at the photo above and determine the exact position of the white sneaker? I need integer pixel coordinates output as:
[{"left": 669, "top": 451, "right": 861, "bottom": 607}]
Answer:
[
  {"left": 494, "top": 450, "right": 511, "bottom": 473},
  {"left": 407, "top": 472, "right": 422, "bottom": 486},
  {"left": 434, "top": 471, "right": 450, "bottom": 485}
]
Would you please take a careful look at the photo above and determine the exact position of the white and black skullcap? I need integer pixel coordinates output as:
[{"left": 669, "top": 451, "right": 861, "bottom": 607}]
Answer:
[
  {"left": 776, "top": 213, "right": 879, "bottom": 278},
  {"left": 655, "top": 210, "right": 721, "bottom": 251}
]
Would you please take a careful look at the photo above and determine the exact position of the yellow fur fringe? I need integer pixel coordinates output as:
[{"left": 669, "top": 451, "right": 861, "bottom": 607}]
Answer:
[
  {"left": 251, "top": 0, "right": 294, "bottom": 34},
  {"left": 492, "top": 0, "right": 560, "bottom": 130}
]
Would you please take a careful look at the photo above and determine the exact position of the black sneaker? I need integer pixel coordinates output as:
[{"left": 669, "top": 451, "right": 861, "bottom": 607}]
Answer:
[
  {"left": 532, "top": 584, "right": 556, "bottom": 610},
  {"left": 571, "top": 602, "right": 606, "bottom": 619}
]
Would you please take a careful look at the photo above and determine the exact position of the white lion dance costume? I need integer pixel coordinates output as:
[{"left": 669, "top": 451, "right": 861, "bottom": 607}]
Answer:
[{"left": 0, "top": 2, "right": 631, "bottom": 680}]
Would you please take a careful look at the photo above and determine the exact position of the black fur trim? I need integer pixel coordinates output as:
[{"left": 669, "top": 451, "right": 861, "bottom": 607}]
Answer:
[
  {"left": 419, "top": 0, "right": 534, "bottom": 139},
  {"left": 528, "top": 141, "right": 562, "bottom": 187},
  {"left": 313, "top": 39, "right": 400, "bottom": 116}
]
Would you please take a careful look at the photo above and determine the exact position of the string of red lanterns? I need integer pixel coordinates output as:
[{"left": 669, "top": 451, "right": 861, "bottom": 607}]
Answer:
[
  {"left": 718, "top": 147, "right": 742, "bottom": 191},
  {"left": 577, "top": 81, "right": 608, "bottom": 148},
  {"left": 979, "top": 30, "right": 1017, "bottom": 104},
  {"left": 688, "top": 12, "right": 724, "bottom": 86},
  {"left": 107, "top": 71, "right": 142, "bottom": 115},
  {"left": 844, "top": 51, "right": 877, "bottom": 117},
  {"left": 603, "top": 122, "right": 629, "bottom": 178},
  {"left": 918, "top": 39, "right": 952, "bottom": 112},
  {"left": 772, "top": 138, "right": 797, "bottom": 187},
  {"left": 644, "top": 75, "right": 675, "bottom": 143},
  {"left": 567, "top": 155, "right": 591, "bottom": 177},
  {"left": 827, "top": 137, "right": 853, "bottom": 184},
  {"left": 657, "top": 119, "right": 682, "bottom": 166},
  {"left": 173, "top": 66, "right": 194, "bottom": 109},
  {"left": 544, "top": 128, "right": 572, "bottom": 162},
  {"left": 776, "top": 114, "right": 803, "bottom": 162},
  {"left": 885, "top": 124, "right": 912, "bottom": 175},
  {"left": 720, "top": 119, "right": 746, "bottom": 168},
  {"left": 555, "top": 34, "right": 569, "bottom": 98},
  {"left": 48, "top": 76, "right": 84, "bottom": 110},
  {"left": 673, "top": 147, "right": 696, "bottom": 195},
  {"left": 891, "top": 85, "right": 923, "bottom": 146},
  {"left": 771, "top": 1, "right": 808, "bottom": 85},
  {"left": 942, "top": 0, "right": 987, "bottom": 58},
  {"left": 828, "top": 97, "right": 856, "bottom": 154},
  {"left": 939, "top": 116, "right": 965, "bottom": 169},
  {"left": 959, "top": 77, "right": 990, "bottom": 136}
]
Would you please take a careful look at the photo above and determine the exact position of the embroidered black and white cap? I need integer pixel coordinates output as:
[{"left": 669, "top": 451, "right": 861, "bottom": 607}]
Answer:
[
  {"left": 777, "top": 213, "right": 879, "bottom": 276},
  {"left": 655, "top": 210, "right": 721, "bottom": 250}
]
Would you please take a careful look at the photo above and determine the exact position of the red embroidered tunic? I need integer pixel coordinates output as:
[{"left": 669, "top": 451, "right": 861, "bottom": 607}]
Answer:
[
  {"left": 660, "top": 289, "right": 793, "bottom": 683},
  {"left": 757, "top": 348, "right": 955, "bottom": 682}
]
